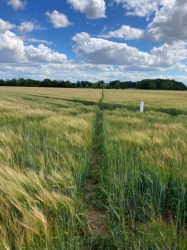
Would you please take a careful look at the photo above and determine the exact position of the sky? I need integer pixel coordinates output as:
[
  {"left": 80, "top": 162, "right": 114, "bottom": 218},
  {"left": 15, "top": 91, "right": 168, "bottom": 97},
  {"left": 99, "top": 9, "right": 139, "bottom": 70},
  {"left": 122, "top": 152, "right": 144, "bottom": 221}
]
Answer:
[{"left": 0, "top": 0, "right": 187, "bottom": 84}]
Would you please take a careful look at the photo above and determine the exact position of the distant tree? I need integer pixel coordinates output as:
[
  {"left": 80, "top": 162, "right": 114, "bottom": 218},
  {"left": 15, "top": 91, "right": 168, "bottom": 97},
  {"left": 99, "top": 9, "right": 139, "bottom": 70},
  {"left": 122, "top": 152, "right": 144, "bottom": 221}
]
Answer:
[
  {"left": 65, "top": 81, "right": 71, "bottom": 88},
  {"left": 120, "top": 81, "right": 128, "bottom": 89},
  {"left": 76, "top": 81, "right": 81, "bottom": 87},
  {"left": 40, "top": 78, "right": 52, "bottom": 87},
  {"left": 52, "top": 80, "right": 59, "bottom": 87},
  {"left": 128, "top": 81, "right": 136, "bottom": 88},
  {"left": 26, "top": 78, "right": 37, "bottom": 87},
  {"left": 92, "top": 82, "right": 99, "bottom": 88},
  {"left": 154, "top": 78, "right": 163, "bottom": 89},
  {"left": 0, "top": 77, "right": 185, "bottom": 90},
  {"left": 8, "top": 78, "right": 17, "bottom": 86},
  {"left": 58, "top": 80, "right": 65, "bottom": 87},
  {"left": 18, "top": 78, "right": 26, "bottom": 86},
  {"left": 80, "top": 81, "right": 92, "bottom": 88},
  {"left": 137, "top": 79, "right": 150, "bottom": 89},
  {"left": 160, "top": 80, "right": 174, "bottom": 90},
  {"left": 175, "top": 81, "right": 187, "bottom": 90},
  {"left": 97, "top": 80, "right": 105, "bottom": 88},
  {"left": 135, "top": 78, "right": 186, "bottom": 90},
  {"left": 109, "top": 80, "right": 120, "bottom": 88},
  {"left": 80, "top": 81, "right": 86, "bottom": 87},
  {"left": 105, "top": 84, "right": 111, "bottom": 89},
  {"left": 71, "top": 83, "right": 76, "bottom": 88},
  {"left": 86, "top": 81, "right": 92, "bottom": 88},
  {"left": 148, "top": 82, "right": 157, "bottom": 89},
  {"left": 0, "top": 79, "right": 5, "bottom": 86},
  {"left": 114, "top": 81, "right": 120, "bottom": 89}
]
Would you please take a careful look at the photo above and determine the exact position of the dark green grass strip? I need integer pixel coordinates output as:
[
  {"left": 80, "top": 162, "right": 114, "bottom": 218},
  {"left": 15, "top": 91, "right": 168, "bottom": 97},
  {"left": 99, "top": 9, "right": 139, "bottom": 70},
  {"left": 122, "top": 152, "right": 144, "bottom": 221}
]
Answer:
[
  {"left": 83, "top": 90, "right": 114, "bottom": 250},
  {"left": 84, "top": 90, "right": 106, "bottom": 209},
  {"left": 62, "top": 98, "right": 187, "bottom": 117},
  {"left": 85, "top": 107, "right": 106, "bottom": 210},
  {"left": 65, "top": 99, "right": 97, "bottom": 106},
  {"left": 101, "top": 102, "right": 187, "bottom": 116},
  {"left": 20, "top": 92, "right": 186, "bottom": 117},
  {"left": 86, "top": 89, "right": 106, "bottom": 209}
]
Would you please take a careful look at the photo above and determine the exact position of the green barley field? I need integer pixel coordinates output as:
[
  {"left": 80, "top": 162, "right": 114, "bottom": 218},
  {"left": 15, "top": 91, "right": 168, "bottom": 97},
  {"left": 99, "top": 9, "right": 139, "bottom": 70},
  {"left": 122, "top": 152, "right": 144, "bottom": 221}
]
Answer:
[{"left": 0, "top": 87, "right": 187, "bottom": 249}]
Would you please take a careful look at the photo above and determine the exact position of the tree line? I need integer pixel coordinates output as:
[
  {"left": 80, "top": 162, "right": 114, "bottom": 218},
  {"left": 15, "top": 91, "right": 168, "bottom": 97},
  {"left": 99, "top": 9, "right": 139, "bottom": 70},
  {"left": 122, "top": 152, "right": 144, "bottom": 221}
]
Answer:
[{"left": 0, "top": 78, "right": 186, "bottom": 90}]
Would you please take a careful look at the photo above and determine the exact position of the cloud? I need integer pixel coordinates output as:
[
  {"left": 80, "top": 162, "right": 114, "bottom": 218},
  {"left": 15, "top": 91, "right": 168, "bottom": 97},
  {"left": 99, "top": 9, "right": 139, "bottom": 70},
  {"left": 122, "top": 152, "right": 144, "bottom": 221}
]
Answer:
[
  {"left": 7, "top": 0, "right": 26, "bottom": 10},
  {"left": 3, "top": 30, "right": 183, "bottom": 72},
  {"left": 146, "top": 0, "right": 187, "bottom": 43},
  {"left": 72, "top": 32, "right": 187, "bottom": 70},
  {"left": 25, "top": 44, "right": 67, "bottom": 63},
  {"left": 45, "top": 10, "right": 73, "bottom": 28},
  {"left": 27, "top": 38, "right": 52, "bottom": 45},
  {"left": 0, "top": 61, "right": 147, "bottom": 82},
  {"left": 72, "top": 32, "right": 90, "bottom": 43},
  {"left": 113, "top": 0, "right": 187, "bottom": 43},
  {"left": 18, "top": 22, "right": 34, "bottom": 34},
  {"left": 150, "top": 41, "right": 187, "bottom": 67},
  {"left": 18, "top": 22, "right": 46, "bottom": 34},
  {"left": 0, "top": 31, "right": 26, "bottom": 63},
  {"left": 1, "top": 61, "right": 187, "bottom": 84},
  {"left": 67, "top": 0, "right": 106, "bottom": 19},
  {"left": 176, "top": 62, "right": 187, "bottom": 73},
  {"left": 113, "top": 0, "right": 175, "bottom": 17},
  {"left": 0, "top": 31, "right": 67, "bottom": 63},
  {"left": 100, "top": 25, "right": 144, "bottom": 40},
  {"left": 72, "top": 32, "right": 149, "bottom": 65},
  {"left": 0, "top": 19, "right": 16, "bottom": 34},
  {"left": 114, "top": 0, "right": 161, "bottom": 17}
]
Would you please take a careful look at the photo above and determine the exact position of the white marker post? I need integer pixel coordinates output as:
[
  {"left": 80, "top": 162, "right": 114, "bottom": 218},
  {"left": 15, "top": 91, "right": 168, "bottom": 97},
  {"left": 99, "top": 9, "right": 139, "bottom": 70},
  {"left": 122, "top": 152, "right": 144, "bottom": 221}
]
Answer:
[{"left": 140, "top": 101, "right": 144, "bottom": 112}]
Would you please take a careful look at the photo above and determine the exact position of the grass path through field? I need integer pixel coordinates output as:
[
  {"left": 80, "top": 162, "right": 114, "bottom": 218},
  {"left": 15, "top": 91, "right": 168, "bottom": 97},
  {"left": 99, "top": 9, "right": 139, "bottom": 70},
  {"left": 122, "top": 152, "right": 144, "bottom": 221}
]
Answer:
[{"left": 83, "top": 90, "right": 109, "bottom": 249}]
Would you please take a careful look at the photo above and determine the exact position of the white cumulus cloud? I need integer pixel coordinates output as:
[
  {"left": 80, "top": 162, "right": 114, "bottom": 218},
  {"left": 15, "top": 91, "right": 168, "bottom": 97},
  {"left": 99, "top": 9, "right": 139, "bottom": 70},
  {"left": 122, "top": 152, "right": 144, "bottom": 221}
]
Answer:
[
  {"left": 72, "top": 32, "right": 90, "bottom": 43},
  {"left": 0, "top": 31, "right": 67, "bottom": 63},
  {"left": 114, "top": 0, "right": 175, "bottom": 17},
  {"left": 18, "top": 22, "right": 46, "bottom": 34},
  {"left": 18, "top": 22, "right": 34, "bottom": 34},
  {"left": 25, "top": 44, "right": 67, "bottom": 63},
  {"left": 0, "top": 30, "right": 26, "bottom": 62},
  {"left": 147, "top": 0, "right": 187, "bottom": 43},
  {"left": 72, "top": 32, "right": 150, "bottom": 65},
  {"left": 150, "top": 41, "right": 187, "bottom": 67},
  {"left": 45, "top": 10, "right": 73, "bottom": 28},
  {"left": 114, "top": 0, "right": 187, "bottom": 43},
  {"left": 100, "top": 25, "right": 144, "bottom": 40},
  {"left": 0, "top": 19, "right": 16, "bottom": 34},
  {"left": 114, "top": 0, "right": 161, "bottom": 17},
  {"left": 67, "top": 0, "right": 106, "bottom": 19},
  {"left": 72, "top": 32, "right": 187, "bottom": 70},
  {"left": 27, "top": 38, "right": 52, "bottom": 45},
  {"left": 7, "top": 0, "right": 26, "bottom": 10}
]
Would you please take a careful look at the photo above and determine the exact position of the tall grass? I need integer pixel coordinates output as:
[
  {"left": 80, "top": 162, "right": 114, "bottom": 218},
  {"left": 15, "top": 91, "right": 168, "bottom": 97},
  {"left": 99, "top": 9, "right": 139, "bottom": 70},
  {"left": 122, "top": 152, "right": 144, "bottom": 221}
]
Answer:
[
  {"left": 104, "top": 89, "right": 187, "bottom": 110},
  {"left": 0, "top": 86, "right": 101, "bottom": 103},
  {"left": 102, "top": 109, "right": 187, "bottom": 249},
  {"left": 0, "top": 91, "right": 96, "bottom": 249}
]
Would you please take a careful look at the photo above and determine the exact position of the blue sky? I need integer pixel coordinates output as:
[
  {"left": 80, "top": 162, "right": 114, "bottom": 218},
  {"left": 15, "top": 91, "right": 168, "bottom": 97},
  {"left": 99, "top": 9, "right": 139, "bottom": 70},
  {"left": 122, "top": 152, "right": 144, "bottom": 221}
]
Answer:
[{"left": 0, "top": 0, "right": 187, "bottom": 84}]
